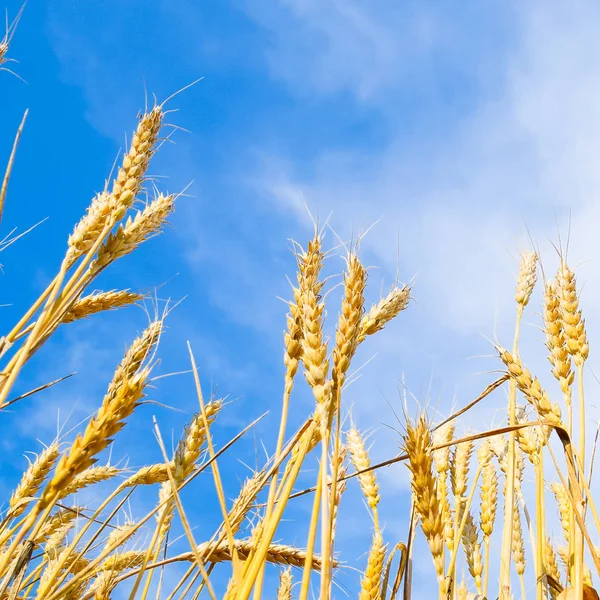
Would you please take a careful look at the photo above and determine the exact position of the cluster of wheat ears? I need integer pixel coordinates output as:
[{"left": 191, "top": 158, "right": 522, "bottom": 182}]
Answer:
[{"left": 2, "top": 10, "right": 600, "bottom": 600}]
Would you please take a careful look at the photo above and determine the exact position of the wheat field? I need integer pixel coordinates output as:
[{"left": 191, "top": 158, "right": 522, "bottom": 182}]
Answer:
[{"left": 2, "top": 5, "right": 600, "bottom": 600}]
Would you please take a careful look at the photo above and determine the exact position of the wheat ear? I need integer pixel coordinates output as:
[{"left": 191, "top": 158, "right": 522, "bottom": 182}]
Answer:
[
  {"left": 402, "top": 416, "right": 445, "bottom": 588},
  {"left": 9, "top": 442, "right": 60, "bottom": 518},
  {"left": 62, "top": 290, "right": 144, "bottom": 323},
  {"left": 40, "top": 320, "right": 161, "bottom": 509}
]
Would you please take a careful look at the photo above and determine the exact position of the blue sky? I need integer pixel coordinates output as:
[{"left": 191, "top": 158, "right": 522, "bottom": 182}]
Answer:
[{"left": 3, "top": 0, "right": 600, "bottom": 597}]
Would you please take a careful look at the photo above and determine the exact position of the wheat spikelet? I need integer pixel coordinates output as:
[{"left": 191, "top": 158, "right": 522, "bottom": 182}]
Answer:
[
  {"left": 156, "top": 401, "right": 222, "bottom": 544},
  {"left": 330, "top": 444, "right": 347, "bottom": 542},
  {"left": 97, "top": 550, "right": 145, "bottom": 572},
  {"left": 359, "top": 285, "right": 410, "bottom": 341},
  {"left": 515, "top": 405, "right": 546, "bottom": 465},
  {"left": 402, "top": 416, "right": 444, "bottom": 581},
  {"left": 57, "top": 465, "right": 120, "bottom": 500},
  {"left": 66, "top": 192, "right": 114, "bottom": 266},
  {"left": 180, "top": 539, "right": 329, "bottom": 570},
  {"left": 347, "top": 427, "right": 380, "bottom": 511},
  {"left": 62, "top": 290, "right": 144, "bottom": 323},
  {"left": 332, "top": 253, "right": 366, "bottom": 389},
  {"left": 456, "top": 581, "right": 468, "bottom": 600},
  {"left": 551, "top": 482, "right": 572, "bottom": 546},
  {"left": 488, "top": 435, "right": 523, "bottom": 486},
  {"left": 92, "top": 194, "right": 175, "bottom": 273},
  {"left": 120, "top": 463, "right": 170, "bottom": 489},
  {"left": 66, "top": 106, "right": 163, "bottom": 266},
  {"left": 498, "top": 347, "right": 563, "bottom": 426},
  {"left": 359, "top": 531, "right": 386, "bottom": 600},
  {"left": 544, "top": 281, "right": 574, "bottom": 397},
  {"left": 461, "top": 509, "right": 483, "bottom": 591},
  {"left": 40, "top": 321, "right": 161, "bottom": 508},
  {"left": 277, "top": 567, "right": 293, "bottom": 600},
  {"left": 545, "top": 538, "right": 561, "bottom": 586},
  {"left": 298, "top": 234, "right": 330, "bottom": 418},
  {"left": 174, "top": 400, "right": 223, "bottom": 480},
  {"left": 0, "top": 42, "right": 8, "bottom": 66},
  {"left": 35, "top": 508, "right": 80, "bottom": 545},
  {"left": 104, "top": 522, "right": 137, "bottom": 552},
  {"left": 44, "top": 513, "right": 79, "bottom": 556},
  {"left": 557, "top": 261, "right": 589, "bottom": 366},
  {"left": 9, "top": 442, "right": 60, "bottom": 518},
  {"left": 432, "top": 422, "right": 454, "bottom": 550},
  {"left": 515, "top": 251, "right": 538, "bottom": 307},
  {"left": 228, "top": 471, "right": 266, "bottom": 536},
  {"left": 512, "top": 500, "right": 526, "bottom": 576},
  {"left": 223, "top": 578, "right": 237, "bottom": 600},
  {"left": 451, "top": 438, "right": 473, "bottom": 505},
  {"left": 283, "top": 300, "right": 303, "bottom": 383},
  {"left": 478, "top": 442, "right": 497, "bottom": 541},
  {"left": 111, "top": 106, "right": 163, "bottom": 212},
  {"left": 558, "top": 545, "right": 569, "bottom": 573},
  {"left": 38, "top": 547, "right": 89, "bottom": 598}
]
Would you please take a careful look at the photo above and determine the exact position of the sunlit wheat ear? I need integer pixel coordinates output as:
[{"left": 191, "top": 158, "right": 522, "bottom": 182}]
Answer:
[
  {"left": 359, "top": 284, "right": 410, "bottom": 342},
  {"left": 461, "top": 509, "right": 483, "bottom": 591},
  {"left": 173, "top": 400, "right": 223, "bottom": 480},
  {"left": 545, "top": 538, "right": 562, "bottom": 586},
  {"left": 515, "top": 251, "right": 538, "bottom": 307},
  {"left": 283, "top": 299, "right": 303, "bottom": 383},
  {"left": 332, "top": 253, "right": 366, "bottom": 389},
  {"left": 188, "top": 539, "right": 330, "bottom": 570},
  {"left": 551, "top": 482, "right": 572, "bottom": 548},
  {"left": 156, "top": 399, "right": 222, "bottom": 538},
  {"left": 544, "top": 281, "right": 574, "bottom": 398},
  {"left": 119, "top": 463, "right": 170, "bottom": 489},
  {"left": 45, "top": 519, "right": 76, "bottom": 559},
  {"left": 515, "top": 405, "right": 547, "bottom": 465},
  {"left": 456, "top": 580, "right": 468, "bottom": 600},
  {"left": 40, "top": 509, "right": 79, "bottom": 550},
  {"left": 0, "top": 42, "right": 7, "bottom": 67},
  {"left": 66, "top": 106, "right": 163, "bottom": 266},
  {"left": 98, "top": 550, "right": 146, "bottom": 573},
  {"left": 512, "top": 500, "right": 526, "bottom": 576},
  {"left": 8, "top": 442, "right": 60, "bottom": 518},
  {"left": 111, "top": 106, "right": 163, "bottom": 211},
  {"left": 38, "top": 546, "right": 89, "bottom": 595},
  {"left": 62, "top": 290, "right": 145, "bottom": 323},
  {"left": 359, "top": 531, "right": 386, "bottom": 600},
  {"left": 557, "top": 261, "right": 589, "bottom": 366},
  {"left": 433, "top": 421, "right": 454, "bottom": 550},
  {"left": 451, "top": 438, "right": 473, "bottom": 505},
  {"left": 346, "top": 427, "right": 380, "bottom": 512},
  {"left": 402, "top": 416, "right": 444, "bottom": 582},
  {"left": 66, "top": 192, "right": 114, "bottom": 266},
  {"left": 497, "top": 346, "right": 563, "bottom": 426},
  {"left": 330, "top": 444, "right": 347, "bottom": 540},
  {"left": 277, "top": 567, "right": 293, "bottom": 600},
  {"left": 228, "top": 470, "right": 266, "bottom": 535},
  {"left": 40, "top": 320, "right": 162, "bottom": 508},
  {"left": 298, "top": 235, "right": 331, "bottom": 416},
  {"left": 92, "top": 193, "right": 175, "bottom": 273},
  {"left": 488, "top": 434, "right": 518, "bottom": 487},
  {"left": 57, "top": 465, "right": 120, "bottom": 500},
  {"left": 478, "top": 442, "right": 497, "bottom": 542}
]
